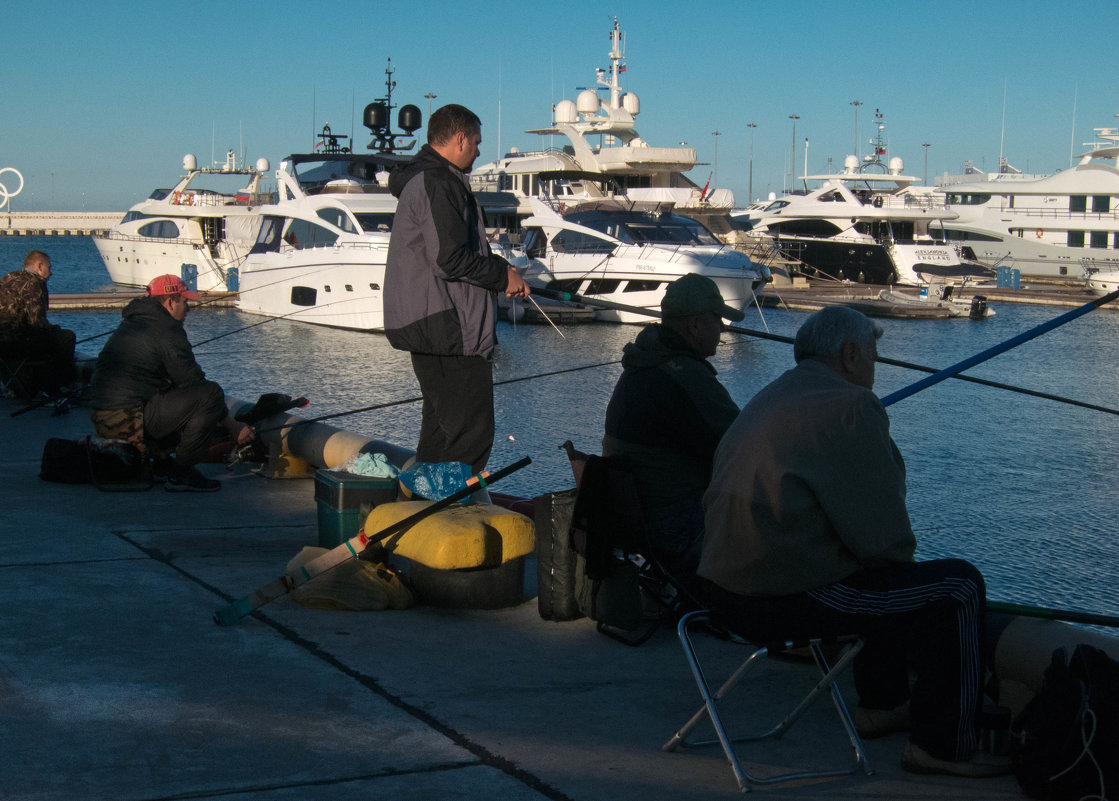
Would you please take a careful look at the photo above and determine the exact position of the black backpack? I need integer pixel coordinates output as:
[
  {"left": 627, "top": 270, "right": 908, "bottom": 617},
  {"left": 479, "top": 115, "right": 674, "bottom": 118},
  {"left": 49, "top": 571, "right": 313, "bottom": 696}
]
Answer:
[{"left": 1012, "top": 643, "right": 1119, "bottom": 801}]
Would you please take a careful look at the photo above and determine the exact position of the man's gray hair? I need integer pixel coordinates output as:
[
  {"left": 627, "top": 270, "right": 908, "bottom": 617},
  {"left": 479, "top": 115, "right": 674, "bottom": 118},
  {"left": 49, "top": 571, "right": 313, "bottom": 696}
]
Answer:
[{"left": 793, "top": 306, "right": 882, "bottom": 363}]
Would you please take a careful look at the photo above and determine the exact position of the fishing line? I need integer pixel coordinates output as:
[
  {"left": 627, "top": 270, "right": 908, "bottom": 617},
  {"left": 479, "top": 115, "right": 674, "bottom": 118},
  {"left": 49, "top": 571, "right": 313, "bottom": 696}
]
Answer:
[
  {"left": 252, "top": 358, "right": 621, "bottom": 436},
  {"left": 71, "top": 259, "right": 380, "bottom": 347},
  {"left": 533, "top": 285, "right": 1119, "bottom": 417}
]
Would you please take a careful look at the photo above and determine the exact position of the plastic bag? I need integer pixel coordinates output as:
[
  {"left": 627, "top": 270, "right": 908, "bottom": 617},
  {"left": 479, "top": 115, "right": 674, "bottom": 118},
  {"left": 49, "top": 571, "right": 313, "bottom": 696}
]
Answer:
[{"left": 398, "top": 461, "right": 473, "bottom": 501}]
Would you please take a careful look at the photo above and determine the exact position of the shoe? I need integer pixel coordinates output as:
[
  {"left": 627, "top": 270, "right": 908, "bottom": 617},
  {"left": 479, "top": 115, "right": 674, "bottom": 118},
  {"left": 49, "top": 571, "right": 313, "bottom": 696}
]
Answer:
[
  {"left": 854, "top": 704, "right": 910, "bottom": 738},
  {"left": 900, "top": 740, "right": 1013, "bottom": 778},
  {"left": 165, "top": 467, "right": 221, "bottom": 493}
]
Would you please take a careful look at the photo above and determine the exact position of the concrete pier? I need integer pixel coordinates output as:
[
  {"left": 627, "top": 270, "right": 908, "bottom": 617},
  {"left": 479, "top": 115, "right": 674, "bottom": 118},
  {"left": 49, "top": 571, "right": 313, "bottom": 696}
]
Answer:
[{"left": 0, "top": 394, "right": 1043, "bottom": 800}]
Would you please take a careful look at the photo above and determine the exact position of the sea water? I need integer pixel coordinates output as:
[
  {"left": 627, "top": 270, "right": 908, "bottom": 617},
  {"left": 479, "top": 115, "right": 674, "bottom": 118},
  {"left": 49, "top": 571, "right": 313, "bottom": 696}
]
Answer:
[{"left": 4, "top": 235, "right": 1118, "bottom": 620}]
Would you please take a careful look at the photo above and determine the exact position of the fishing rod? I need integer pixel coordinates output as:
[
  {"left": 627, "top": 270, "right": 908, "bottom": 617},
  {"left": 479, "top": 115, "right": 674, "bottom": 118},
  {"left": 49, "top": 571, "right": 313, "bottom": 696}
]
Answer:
[
  {"left": 531, "top": 285, "right": 1119, "bottom": 417},
  {"left": 989, "top": 601, "right": 1119, "bottom": 630},
  {"left": 879, "top": 286, "right": 1119, "bottom": 406}
]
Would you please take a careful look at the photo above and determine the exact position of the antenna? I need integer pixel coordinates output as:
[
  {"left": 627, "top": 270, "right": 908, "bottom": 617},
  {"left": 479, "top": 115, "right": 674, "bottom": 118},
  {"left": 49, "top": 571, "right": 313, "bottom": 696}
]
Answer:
[{"left": 999, "top": 78, "right": 1007, "bottom": 167}]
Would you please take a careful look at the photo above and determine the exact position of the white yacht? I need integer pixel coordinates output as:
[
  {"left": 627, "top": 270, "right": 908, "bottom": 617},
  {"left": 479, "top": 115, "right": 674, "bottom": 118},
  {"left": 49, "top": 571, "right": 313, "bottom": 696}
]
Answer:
[
  {"left": 235, "top": 65, "right": 419, "bottom": 331},
  {"left": 745, "top": 162, "right": 991, "bottom": 286},
  {"left": 519, "top": 198, "right": 769, "bottom": 324},
  {"left": 934, "top": 122, "right": 1119, "bottom": 281},
  {"left": 470, "top": 18, "right": 734, "bottom": 236},
  {"left": 93, "top": 150, "right": 272, "bottom": 292},
  {"left": 743, "top": 112, "right": 991, "bottom": 286}
]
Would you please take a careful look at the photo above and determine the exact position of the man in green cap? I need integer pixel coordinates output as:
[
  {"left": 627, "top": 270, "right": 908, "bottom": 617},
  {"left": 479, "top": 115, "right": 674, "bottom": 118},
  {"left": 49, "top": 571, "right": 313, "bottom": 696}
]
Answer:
[{"left": 600, "top": 273, "right": 743, "bottom": 582}]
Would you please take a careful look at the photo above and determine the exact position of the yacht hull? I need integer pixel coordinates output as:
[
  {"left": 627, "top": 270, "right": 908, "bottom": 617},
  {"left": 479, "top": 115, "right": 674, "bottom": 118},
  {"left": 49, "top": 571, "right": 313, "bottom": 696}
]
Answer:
[{"left": 237, "top": 247, "right": 387, "bottom": 332}]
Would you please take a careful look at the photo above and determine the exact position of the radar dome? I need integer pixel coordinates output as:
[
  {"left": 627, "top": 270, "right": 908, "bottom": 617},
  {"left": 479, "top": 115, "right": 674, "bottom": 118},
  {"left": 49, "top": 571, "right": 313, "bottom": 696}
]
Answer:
[
  {"left": 256, "top": 158, "right": 270, "bottom": 172},
  {"left": 363, "top": 102, "right": 389, "bottom": 132},
  {"left": 889, "top": 156, "right": 904, "bottom": 175},
  {"left": 183, "top": 154, "right": 197, "bottom": 171},
  {"left": 554, "top": 99, "right": 578, "bottom": 124},
  {"left": 844, "top": 155, "right": 859, "bottom": 172},
  {"left": 622, "top": 92, "right": 640, "bottom": 116},
  {"left": 576, "top": 89, "right": 600, "bottom": 115},
  {"left": 398, "top": 104, "right": 422, "bottom": 133}
]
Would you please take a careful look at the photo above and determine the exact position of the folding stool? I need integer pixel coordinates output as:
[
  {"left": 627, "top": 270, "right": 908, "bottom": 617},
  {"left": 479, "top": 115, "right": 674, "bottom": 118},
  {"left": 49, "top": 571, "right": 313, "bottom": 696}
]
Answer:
[{"left": 662, "top": 609, "right": 873, "bottom": 792}]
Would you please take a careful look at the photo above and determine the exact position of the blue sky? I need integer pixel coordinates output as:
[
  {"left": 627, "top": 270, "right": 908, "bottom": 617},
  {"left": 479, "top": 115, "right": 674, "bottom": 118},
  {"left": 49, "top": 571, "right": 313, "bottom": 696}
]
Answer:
[{"left": 3, "top": 0, "right": 1117, "bottom": 212}]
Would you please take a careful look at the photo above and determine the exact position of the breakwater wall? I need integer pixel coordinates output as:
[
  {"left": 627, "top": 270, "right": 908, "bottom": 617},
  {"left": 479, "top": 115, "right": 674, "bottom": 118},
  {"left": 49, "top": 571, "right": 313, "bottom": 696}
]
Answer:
[{"left": 1, "top": 212, "right": 121, "bottom": 236}]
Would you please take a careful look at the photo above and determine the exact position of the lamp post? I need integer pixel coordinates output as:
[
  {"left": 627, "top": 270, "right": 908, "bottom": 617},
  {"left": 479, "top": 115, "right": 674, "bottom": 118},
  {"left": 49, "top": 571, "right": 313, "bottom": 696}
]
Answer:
[
  {"left": 424, "top": 92, "right": 437, "bottom": 117},
  {"left": 788, "top": 114, "right": 800, "bottom": 192},
  {"left": 747, "top": 122, "right": 756, "bottom": 203},
  {"left": 922, "top": 142, "right": 932, "bottom": 185},
  {"left": 850, "top": 100, "right": 862, "bottom": 161},
  {"left": 712, "top": 129, "right": 721, "bottom": 188}
]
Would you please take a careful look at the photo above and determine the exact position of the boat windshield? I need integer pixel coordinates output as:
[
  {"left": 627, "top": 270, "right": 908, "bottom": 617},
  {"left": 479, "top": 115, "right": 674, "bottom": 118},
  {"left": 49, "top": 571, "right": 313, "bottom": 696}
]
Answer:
[
  {"left": 566, "top": 209, "right": 721, "bottom": 246},
  {"left": 290, "top": 156, "right": 392, "bottom": 193},
  {"left": 354, "top": 213, "right": 394, "bottom": 233}
]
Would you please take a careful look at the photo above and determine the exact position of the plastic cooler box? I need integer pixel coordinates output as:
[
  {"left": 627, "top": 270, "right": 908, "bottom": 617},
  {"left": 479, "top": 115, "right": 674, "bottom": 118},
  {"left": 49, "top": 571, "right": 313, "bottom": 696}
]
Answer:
[{"left": 314, "top": 469, "right": 398, "bottom": 547}]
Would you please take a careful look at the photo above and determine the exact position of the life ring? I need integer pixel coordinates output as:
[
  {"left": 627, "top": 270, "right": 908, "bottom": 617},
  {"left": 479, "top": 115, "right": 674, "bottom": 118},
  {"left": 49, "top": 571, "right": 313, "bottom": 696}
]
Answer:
[
  {"left": 184, "top": 193, "right": 195, "bottom": 206},
  {"left": 172, "top": 191, "right": 181, "bottom": 205},
  {"left": 1036, "top": 229, "right": 1044, "bottom": 239}
]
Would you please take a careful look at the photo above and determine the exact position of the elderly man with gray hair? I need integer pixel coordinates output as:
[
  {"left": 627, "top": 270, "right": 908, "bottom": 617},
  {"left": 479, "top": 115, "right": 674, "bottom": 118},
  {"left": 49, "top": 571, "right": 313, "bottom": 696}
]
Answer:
[{"left": 697, "top": 306, "right": 1008, "bottom": 778}]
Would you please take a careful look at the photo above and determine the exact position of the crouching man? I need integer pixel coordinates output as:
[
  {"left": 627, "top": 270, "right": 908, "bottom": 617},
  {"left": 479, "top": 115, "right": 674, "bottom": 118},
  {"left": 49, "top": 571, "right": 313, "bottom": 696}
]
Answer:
[{"left": 89, "top": 275, "right": 252, "bottom": 492}]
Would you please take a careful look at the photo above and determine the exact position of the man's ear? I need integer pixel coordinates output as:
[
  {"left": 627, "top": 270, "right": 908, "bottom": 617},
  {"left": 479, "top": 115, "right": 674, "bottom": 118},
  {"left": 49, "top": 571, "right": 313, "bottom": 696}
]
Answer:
[{"left": 838, "top": 340, "right": 861, "bottom": 374}]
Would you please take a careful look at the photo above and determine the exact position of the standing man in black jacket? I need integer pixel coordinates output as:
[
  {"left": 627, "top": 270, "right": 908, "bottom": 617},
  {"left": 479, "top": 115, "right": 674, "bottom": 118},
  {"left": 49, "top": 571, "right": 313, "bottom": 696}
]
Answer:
[
  {"left": 89, "top": 274, "right": 253, "bottom": 492},
  {"left": 384, "top": 104, "right": 529, "bottom": 473}
]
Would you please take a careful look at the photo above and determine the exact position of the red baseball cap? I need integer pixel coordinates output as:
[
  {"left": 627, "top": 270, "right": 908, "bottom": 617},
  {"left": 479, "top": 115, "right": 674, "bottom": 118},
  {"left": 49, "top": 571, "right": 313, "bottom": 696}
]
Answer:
[{"left": 147, "top": 274, "right": 201, "bottom": 301}]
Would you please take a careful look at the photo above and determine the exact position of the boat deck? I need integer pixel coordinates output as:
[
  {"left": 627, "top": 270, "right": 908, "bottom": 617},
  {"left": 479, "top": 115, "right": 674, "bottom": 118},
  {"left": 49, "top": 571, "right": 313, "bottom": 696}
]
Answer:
[{"left": 0, "top": 395, "right": 1038, "bottom": 800}]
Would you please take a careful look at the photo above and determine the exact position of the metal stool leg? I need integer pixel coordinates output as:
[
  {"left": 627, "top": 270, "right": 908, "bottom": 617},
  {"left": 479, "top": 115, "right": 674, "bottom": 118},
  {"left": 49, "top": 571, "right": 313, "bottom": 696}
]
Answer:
[{"left": 662, "top": 610, "right": 874, "bottom": 792}]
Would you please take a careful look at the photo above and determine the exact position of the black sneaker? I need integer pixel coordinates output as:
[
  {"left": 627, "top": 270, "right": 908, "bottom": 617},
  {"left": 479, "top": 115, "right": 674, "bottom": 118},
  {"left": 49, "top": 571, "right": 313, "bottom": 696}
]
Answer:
[{"left": 165, "top": 467, "right": 221, "bottom": 493}]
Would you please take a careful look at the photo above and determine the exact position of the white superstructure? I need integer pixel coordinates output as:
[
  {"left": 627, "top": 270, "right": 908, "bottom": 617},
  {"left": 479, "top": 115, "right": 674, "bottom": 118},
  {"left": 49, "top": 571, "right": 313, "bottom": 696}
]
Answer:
[{"left": 470, "top": 18, "right": 733, "bottom": 235}]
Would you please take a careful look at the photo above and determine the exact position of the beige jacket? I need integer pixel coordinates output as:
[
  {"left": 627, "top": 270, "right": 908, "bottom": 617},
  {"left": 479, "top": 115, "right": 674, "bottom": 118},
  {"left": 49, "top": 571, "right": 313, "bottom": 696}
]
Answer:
[{"left": 699, "top": 359, "right": 915, "bottom": 597}]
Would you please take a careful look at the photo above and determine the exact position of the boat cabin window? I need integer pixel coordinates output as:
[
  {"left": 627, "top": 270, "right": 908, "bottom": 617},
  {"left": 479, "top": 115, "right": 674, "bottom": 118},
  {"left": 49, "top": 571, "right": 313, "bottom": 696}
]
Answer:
[
  {"left": 522, "top": 228, "right": 546, "bottom": 259},
  {"left": 1070, "top": 196, "right": 1088, "bottom": 213},
  {"left": 316, "top": 208, "right": 358, "bottom": 233},
  {"left": 137, "top": 220, "right": 181, "bottom": 239},
  {"left": 1068, "top": 231, "right": 1086, "bottom": 248},
  {"left": 585, "top": 279, "right": 621, "bottom": 295},
  {"left": 1091, "top": 231, "right": 1108, "bottom": 249},
  {"left": 251, "top": 216, "right": 285, "bottom": 254},
  {"left": 1093, "top": 196, "right": 1111, "bottom": 213},
  {"left": 623, "top": 280, "right": 664, "bottom": 293},
  {"left": 284, "top": 218, "right": 339, "bottom": 250},
  {"left": 763, "top": 199, "right": 790, "bottom": 212},
  {"left": 769, "top": 219, "right": 844, "bottom": 238},
  {"left": 122, "top": 211, "right": 152, "bottom": 224},
  {"left": 944, "top": 193, "right": 991, "bottom": 206},
  {"left": 354, "top": 213, "right": 394, "bottom": 233},
  {"left": 551, "top": 229, "right": 615, "bottom": 255}
]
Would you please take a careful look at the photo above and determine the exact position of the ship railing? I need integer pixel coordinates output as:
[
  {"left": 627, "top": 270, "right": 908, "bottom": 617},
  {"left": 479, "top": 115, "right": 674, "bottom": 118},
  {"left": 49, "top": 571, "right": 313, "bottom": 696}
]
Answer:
[
  {"left": 95, "top": 231, "right": 209, "bottom": 246},
  {"left": 992, "top": 207, "right": 1119, "bottom": 221}
]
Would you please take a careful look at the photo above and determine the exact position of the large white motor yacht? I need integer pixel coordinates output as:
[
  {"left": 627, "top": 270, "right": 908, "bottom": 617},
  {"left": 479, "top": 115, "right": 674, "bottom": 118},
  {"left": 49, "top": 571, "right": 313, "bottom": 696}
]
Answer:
[
  {"left": 470, "top": 18, "right": 734, "bottom": 236},
  {"left": 93, "top": 150, "right": 271, "bottom": 292},
  {"left": 743, "top": 112, "right": 991, "bottom": 286},
  {"left": 934, "top": 122, "right": 1119, "bottom": 282},
  {"left": 235, "top": 65, "right": 419, "bottom": 331},
  {"left": 520, "top": 198, "right": 769, "bottom": 324},
  {"left": 745, "top": 160, "right": 991, "bottom": 286}
]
